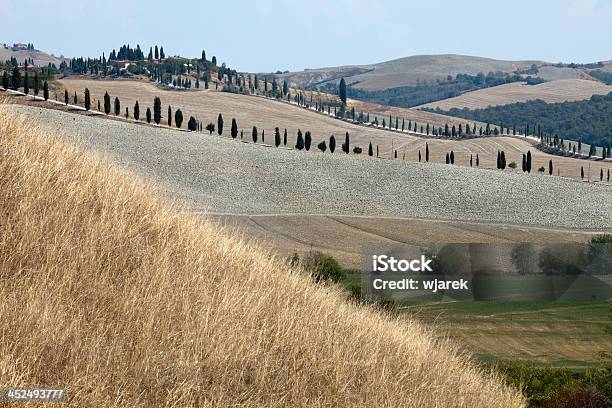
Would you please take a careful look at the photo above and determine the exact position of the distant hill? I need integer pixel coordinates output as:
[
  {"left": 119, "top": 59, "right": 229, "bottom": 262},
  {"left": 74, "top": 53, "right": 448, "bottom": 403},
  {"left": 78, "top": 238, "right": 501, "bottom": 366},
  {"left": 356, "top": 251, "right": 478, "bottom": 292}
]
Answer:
[
  {"left": 277, "top": 54, "right": 545, "bottom": 91},
  {"left": 0, "top": 44, "right": 68, "bottom": 66},
  {"left": 418, "top": 79, "right": 612, "bottom": 110}
]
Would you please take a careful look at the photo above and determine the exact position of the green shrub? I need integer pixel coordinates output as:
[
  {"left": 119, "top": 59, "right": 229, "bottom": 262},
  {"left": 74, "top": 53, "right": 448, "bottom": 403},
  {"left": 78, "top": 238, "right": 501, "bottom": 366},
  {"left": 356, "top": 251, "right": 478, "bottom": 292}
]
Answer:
[
  {"left": 486, "top": 360, "right": 612, "bottom": 407},
  {"left": 298, "top": 251, "right": 346, "bottom": 283},
  {"left": 508, "top": 161, "right": 517, "bottom": 169}
]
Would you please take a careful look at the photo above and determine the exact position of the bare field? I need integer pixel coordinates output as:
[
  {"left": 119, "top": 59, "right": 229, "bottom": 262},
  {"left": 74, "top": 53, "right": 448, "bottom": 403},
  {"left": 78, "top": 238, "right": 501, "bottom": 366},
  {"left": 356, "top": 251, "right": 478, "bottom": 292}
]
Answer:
[
  {"left": 57, "top": 78, "right": 612, "bottom": 181},
  {"left": 8, "top": 103, "right": 611, "bottom": 231},
  {"left": 418, "top": 79, "right": 612, "bottom": 110}
]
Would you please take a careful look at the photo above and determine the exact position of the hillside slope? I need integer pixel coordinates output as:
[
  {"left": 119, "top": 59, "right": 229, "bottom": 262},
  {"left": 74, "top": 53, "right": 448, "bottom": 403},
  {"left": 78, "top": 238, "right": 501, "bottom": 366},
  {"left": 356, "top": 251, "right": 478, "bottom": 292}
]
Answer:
[
  {"left": 0, "top": 46, "right": 68, "bottom": 66},
  {"left": 56, "top": 79, "right": 612, "bottom": 181},
  {"left": 278, "top": 54, "right": 542, "bottom": 90},
  {"left": 0, "top": 107, "right": 525, "bottom": 407},
  {"left": 418, "top": 79, "right": 612, "bottom": 110},
  {"left": 7, "top": 104, "right": 611, "bottom": 229}
]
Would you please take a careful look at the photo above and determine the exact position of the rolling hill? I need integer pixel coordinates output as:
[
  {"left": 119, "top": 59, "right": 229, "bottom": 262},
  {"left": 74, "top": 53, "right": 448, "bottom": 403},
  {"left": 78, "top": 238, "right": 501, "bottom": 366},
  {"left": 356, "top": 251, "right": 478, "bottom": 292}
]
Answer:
[
  {"left": 43, "top": 78, "right": 612, "bottom": 181},
  {"left": 0, "top": 45, "right": 68, "bottom": 66},
  {"left": 277, "top": 54, "right": 543, "bottom": 91},
  {"left": 418, "top": 79, "right": 612, "bottom": 110}
]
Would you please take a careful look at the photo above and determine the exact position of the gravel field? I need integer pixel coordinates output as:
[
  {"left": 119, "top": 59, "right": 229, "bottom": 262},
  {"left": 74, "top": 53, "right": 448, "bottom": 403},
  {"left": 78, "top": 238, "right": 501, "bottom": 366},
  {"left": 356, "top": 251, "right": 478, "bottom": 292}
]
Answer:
[{"left": 8, "top": 104, "right": 612, "bottom": 229}]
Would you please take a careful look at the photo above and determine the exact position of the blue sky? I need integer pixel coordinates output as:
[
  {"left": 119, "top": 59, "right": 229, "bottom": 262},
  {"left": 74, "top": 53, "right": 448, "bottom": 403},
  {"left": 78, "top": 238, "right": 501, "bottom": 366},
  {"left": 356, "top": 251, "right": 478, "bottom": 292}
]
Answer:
[{"left": 1, "top": 0, "right": 611, "bottom": 72}]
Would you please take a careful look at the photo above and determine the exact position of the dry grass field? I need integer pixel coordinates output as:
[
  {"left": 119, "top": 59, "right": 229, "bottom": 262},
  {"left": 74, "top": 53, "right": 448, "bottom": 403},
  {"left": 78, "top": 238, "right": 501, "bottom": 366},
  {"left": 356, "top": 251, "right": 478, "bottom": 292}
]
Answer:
[
  {"left": 418, "top": 79, "right": 612, "bottom": 110},
  {"left": 0, "top": 107, "right": 526, "bottom": 407},
  {"left": 58, "top": 78, "right": 612, "bottom": 181}
]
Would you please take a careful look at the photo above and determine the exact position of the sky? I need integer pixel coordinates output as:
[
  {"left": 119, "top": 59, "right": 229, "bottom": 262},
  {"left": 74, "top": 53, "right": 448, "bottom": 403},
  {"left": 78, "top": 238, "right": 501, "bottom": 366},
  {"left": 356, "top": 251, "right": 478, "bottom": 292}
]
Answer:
[{"left": 1, "top": 0, "right": 611, "bottom": 72}]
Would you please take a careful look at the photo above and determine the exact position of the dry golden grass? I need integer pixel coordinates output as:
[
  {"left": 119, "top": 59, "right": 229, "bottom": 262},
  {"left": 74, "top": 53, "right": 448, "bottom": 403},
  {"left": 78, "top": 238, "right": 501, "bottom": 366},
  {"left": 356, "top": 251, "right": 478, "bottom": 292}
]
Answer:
[{"left": 0, "top": 108, "right": 524, "bottom": 407}]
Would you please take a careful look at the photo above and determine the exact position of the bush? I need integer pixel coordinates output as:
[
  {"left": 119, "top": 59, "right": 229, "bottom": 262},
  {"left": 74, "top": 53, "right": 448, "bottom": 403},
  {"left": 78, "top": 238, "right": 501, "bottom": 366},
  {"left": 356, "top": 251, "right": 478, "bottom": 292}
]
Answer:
[
  {"left": 353, "top": 146, "right": 362, "bottom": 154},
  {"left": 187, "top": 116, "right": 197, "bottom": 131},
  {"left": 298, "top": 251, "right": 346, "bottom": 284},
  {"left": 508, "top": 161, "right": 517, "bottom": 169},
  {"left": 487, "top": 359, "right": 612, "bottom": 407}
]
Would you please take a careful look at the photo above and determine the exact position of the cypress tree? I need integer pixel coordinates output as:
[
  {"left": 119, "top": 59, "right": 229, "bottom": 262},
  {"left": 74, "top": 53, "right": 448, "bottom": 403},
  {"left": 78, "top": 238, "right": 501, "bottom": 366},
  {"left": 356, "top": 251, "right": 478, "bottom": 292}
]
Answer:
[
  {"left": 11, "top": 66, "right": 19, "bottom": 90},
  {"left": 476, "top": 154, "right": 479, "bottom": 167},
  {"left": 153, "top": 97, "right": 161, "bottom": 124},
  {"left": 252, "top": 126, "right": 258, "bottom": 143},
  {"left": 73, "top": 91, "right": 77, "bottom": 105},
  {"left": 296, "top": 130, "right": 304, "bottom": 150},
  {"left": 188, "top": 116, "right": 197, "bottom": 131},
  {"left": 419, "top": 150, "right": 422, "bottom": 162},
  {"left": 317, "top": 141, "right": 327, "bottom": 152},
  {"left": 600, "top": 168, "right": 604, "bottom": 181},
  {"left": 425, "top": 143, "right": 429, "bottom": 162},
  {"left": 368, "top": 142, "right": 373, "bottom": 157},
  {"left": 581, "top": 166, "right": 584, "bottom": 180},
  {"left": 231, "top": 118, "right": 238, "bottom": 139},
  {"left": 526, "top": 151, "right": 532, "bottom": 173},
  {"left": 175, "top": 109, "right": 183, "bottom": 128},
  {"left": 23, "top": 72, "right": 29, "bottom": 95},
  {"left": 305, "top": 131, "right": 312, "bottom": 151},
  {"left": 64, "top": 90, "right": 69, "bottom": 105},
  {"left": 97, "top": 100, "right": 101, "bottom": 111},
  {"left": 168, "top": 106, "right": 172, "bottom": 127},
  {"left": 329, "top": 135, "right": 336, "bottom": 153},
  {"left": 103, "top": 92, "right": 111, "bottom": 114},
  {"left": 501, "top": 151, "right": 506, "bottom": 169},
  {"left": 548, "top": 159, "right": 553, "bottom": 175},
  {"left": 146, "top": 107, "right": 152, "bottom": 123},
  {"left": 274, "top": 127, "right": 281, "bottom": 147},
  {"left": 1, "top": 71, "right": 8, "bottom": 90},
  {"left": 84, "top": 88, "right": 91, "bottom": 110},
  {"left": 134, "top": 101, "right": 140, "bottom": 120},
  {"left": 344, "top": 132, "right": 350, "bottom": 154},
  {"left": 450, "top": 151, "right": 454, "bottom": 164},
  {"left": 445, "top": 153, "right": 450, "bottom": 164},
  {"left": 338, "top": 78, "right": 347, "bottom": 104},
  {"left": 125, "top": 107, "right": 129, "bottom": 118},
  {"left": 522, "top": 154, "right": 526, "bottom": 172},
  {"left": 262, "top": 129, "right": 265, "bottom": 143},
  {"left": 470, "top": 154, "right": 473, "bottom": 167},
  {"left": 283, "top": 128, "right": 287, "bottom": 146},
  {"left": 217, "top": 113, "right": 223, "bottom": 135},
  {"left": 608, "top": 169, "right": 610, "bottom": 182},
  {"left": 33, "top": 72, "right": 39, "bottom": 96}
]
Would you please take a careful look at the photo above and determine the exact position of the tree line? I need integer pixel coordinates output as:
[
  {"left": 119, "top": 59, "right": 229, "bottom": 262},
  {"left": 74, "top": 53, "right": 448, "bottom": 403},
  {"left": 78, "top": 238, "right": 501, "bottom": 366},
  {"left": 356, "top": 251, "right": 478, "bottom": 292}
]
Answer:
[{"left": 427, "top": 92, "right": 612, "bottom": 149}]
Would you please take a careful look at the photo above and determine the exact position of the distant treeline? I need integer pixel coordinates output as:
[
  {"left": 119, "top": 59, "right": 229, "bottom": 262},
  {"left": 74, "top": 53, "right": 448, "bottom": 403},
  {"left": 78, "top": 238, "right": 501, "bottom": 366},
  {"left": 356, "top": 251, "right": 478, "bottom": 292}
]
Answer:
[
  {"left": 423, "top": 92, "right": 612, "bottom": 148},
  {"left": 589, "top": 70, "right": 612, "bottom": 85},
  {"left": 319, "top": 72, "right": 544, "bottom": 109}
]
